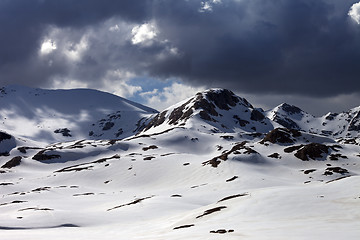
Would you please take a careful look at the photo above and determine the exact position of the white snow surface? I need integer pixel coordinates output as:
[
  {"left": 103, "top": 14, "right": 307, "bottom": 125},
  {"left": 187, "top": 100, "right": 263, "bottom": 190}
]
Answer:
[
  {"left": 0, "top": 87, "right": 359, "bottom": 239},
  {"left": 0, "top": 85, "right": 157, "bottom": 144}
]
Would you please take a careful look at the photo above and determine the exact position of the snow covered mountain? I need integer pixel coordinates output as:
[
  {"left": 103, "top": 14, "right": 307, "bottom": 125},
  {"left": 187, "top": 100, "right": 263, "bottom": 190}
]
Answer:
[
  {"left": 268, "top": 102, "right": 360, "bottom": 139},
  {"left": 0, "top": 85, "right": 157, "bottom": 144},
  {"left": 0, "top": 87, "right": 359, "bottom": 239},
  {"left": 140, "top": 88, "right": 274, "bottom": 135}
]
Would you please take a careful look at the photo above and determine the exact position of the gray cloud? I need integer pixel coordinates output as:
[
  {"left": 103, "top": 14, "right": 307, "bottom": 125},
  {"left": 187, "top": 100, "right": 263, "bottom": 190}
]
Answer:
[
  {"left": 147, "top": 0, "right": 360, "bottom": 97},
  {"left": 1, "top": 0, "right": 360, "bottom": 114},
  {"left": 0, "top": 0, "right": 151, "bottom": 85}
]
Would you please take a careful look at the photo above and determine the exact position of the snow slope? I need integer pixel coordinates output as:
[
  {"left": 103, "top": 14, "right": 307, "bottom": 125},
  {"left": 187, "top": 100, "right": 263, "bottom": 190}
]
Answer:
[
  {"left": 0, "top": 87, "right": 359, "bottom": 239},
  {"left": 0, "top": 85, "right": 157, "bottom": 144}
]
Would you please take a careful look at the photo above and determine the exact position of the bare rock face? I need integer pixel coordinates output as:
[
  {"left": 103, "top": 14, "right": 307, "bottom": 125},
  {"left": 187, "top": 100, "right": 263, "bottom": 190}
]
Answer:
[
  {"left": 204, "top": 89, "right": 240, "bottom": 110},
  {"left": 199, "top": 110, "right": 217, "bottom": 122},
  {"left": 294, "top": 143, "right": 329, "bottom": 161},
  {"left": 194, "top": 94, "right": 218, "bottom": 116},
  {"left": 0, "top": 131, "right": 12, "bottom": 142},
  {"left": 168, "top": 100, "right": 194, "bottom": 125},
  {"left": 273, "top": 115, "right": 300, "bottom": 130},
  {"left": 250, "top": 109, "right": 265, "bottom": 121},
  {"left": 142, "top": 111, "right": 167, "bottom": 132},
  {"left": 281, "top": 103, "right": 302, "bottom": 115},
  {"left": 261, "top": 128, "right": 301, "bottom": 144}
]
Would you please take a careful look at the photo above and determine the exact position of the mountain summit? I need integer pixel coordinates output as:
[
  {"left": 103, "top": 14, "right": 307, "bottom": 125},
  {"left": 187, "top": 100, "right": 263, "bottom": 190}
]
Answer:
[{"left": 140, "top": 88, "right": 273, "bottom": 134}]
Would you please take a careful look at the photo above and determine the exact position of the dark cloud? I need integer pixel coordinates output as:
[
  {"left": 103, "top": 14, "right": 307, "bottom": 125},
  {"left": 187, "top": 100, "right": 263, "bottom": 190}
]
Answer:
[
  {"left": 1, "top": 0, "right": 360, "bottom": 106},
  {"left": 0, "top": 0, "right": 151, "bottom": 85},
  {"left": 147, "top": 0, "right": 360, "bottom": 97}
]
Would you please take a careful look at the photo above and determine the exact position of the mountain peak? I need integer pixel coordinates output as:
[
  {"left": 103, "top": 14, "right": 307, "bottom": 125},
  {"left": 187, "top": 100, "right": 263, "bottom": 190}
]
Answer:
[
  {"left": 350, "top": 106, "right": 360, "bottom": 113},
  {"left": 267, "top": 103, "right": 309, "bottom": 131},
  {"left": 277, "top": 103, "right": 306, "bottom": 115},
  {"left": 140, "top": 88, "right": 273, "bottom": 134},
  {"left": 196, "top": 88, "right": 253, "bottom": 110}
]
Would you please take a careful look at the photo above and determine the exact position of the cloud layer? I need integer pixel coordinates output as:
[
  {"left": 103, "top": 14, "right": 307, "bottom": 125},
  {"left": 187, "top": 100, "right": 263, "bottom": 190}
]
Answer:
[{"left": 1, "top": 0, "right": 360, "bottom": 114}]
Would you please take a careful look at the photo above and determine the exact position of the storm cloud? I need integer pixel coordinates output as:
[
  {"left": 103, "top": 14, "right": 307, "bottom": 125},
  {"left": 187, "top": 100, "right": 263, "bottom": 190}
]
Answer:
[{"left": 1, "top": 0, "right": 360, "bottom": 112}]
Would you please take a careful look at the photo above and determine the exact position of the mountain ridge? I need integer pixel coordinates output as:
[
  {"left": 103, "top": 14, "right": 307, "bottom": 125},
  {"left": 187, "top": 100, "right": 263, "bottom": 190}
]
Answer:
[
  {"left": 138, "top": 88, "right": 360, "bottom": 140},
  {"left": 2, "top": 85, "right": 360, "bottom": 145}
]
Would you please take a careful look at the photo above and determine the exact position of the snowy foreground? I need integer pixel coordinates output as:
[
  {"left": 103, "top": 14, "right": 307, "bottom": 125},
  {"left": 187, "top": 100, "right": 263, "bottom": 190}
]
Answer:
[{"left": 0, "top": 86, "right": 359, "bottom": 239}]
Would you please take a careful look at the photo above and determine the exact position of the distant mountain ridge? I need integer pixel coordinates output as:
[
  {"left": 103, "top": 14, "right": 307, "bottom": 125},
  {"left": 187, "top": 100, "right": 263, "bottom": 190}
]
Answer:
[
  {"left": 1, "top": 86, "right": 360, "bottom": 146},
  {"left": 267, "top": 102, "right": 360, "bottom": 139},
  {"left": 139, "top": 88, "right": 360, "bottom": 140}
]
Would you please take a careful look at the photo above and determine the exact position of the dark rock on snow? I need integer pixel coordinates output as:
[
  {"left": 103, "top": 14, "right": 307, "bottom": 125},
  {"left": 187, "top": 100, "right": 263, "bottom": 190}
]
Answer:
[
  {"left": 1, "top": 156, "right": 22, "bottom": 169},
  {"left": 294, "top": 143, "right": 329, "bottom": 161},
  {"left": 32, "top": 150, "right": 61, "bottom": 161},
  {"left": 261, "top": 128, "right": 301, "bottom": 144},
  {"left": 54, "top": 128, "right": 72, "bottom": 137},
  {"left": 0, "top": 131, "right": 12, "bottom": 142}
]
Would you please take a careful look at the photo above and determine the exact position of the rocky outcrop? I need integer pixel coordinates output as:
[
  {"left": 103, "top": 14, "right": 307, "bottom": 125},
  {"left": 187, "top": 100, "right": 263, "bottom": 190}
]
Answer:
[
  {"left": 280, "top": 103, "right": 302, "bottom": 115},
  {"left": 54, "top": 128, "right": 72, "bottom": 137},
  {"left": 261, "top": 128, "right": 301, "bottom": 144},
  {"left": 250, "top": 109, "right": 265, "bottom": 121},
  {"left": 0, "top": 131, "right": 12, "bottom": 142},
  {"left": 168, "top": 100, "right": 194, "bottom": 125},
  {"left": 1, "top": 156, "right": 22, "bottom": 169},
  {"left": 32, "top": 150, "right": 61, "bottom": 161},
  {"left": 143, "top": 111, "right": 168, "bottom": 132},
  {"left": 204, "top": 89, "right": 241, "bottom": 110},
  {"left": 294, "top": 143, "right": 329, "bottom": 161},
  {"left": 273, "top": 115, "right": 300, "bottom": 130},
  {"left": 203, "top": 141, "right": 258, "bottom": 167}
]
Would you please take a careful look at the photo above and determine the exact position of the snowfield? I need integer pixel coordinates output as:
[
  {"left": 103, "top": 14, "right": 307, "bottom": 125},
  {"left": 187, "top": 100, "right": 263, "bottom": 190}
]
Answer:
[{"left": 0, "top": 86, "right": 359, "bottom": 239}]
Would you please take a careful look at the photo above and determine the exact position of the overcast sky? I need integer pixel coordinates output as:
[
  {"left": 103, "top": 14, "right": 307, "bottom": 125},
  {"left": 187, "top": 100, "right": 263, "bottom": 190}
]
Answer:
[{"left": 1, "top": 0, "right": 360, "bottom": 116}]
